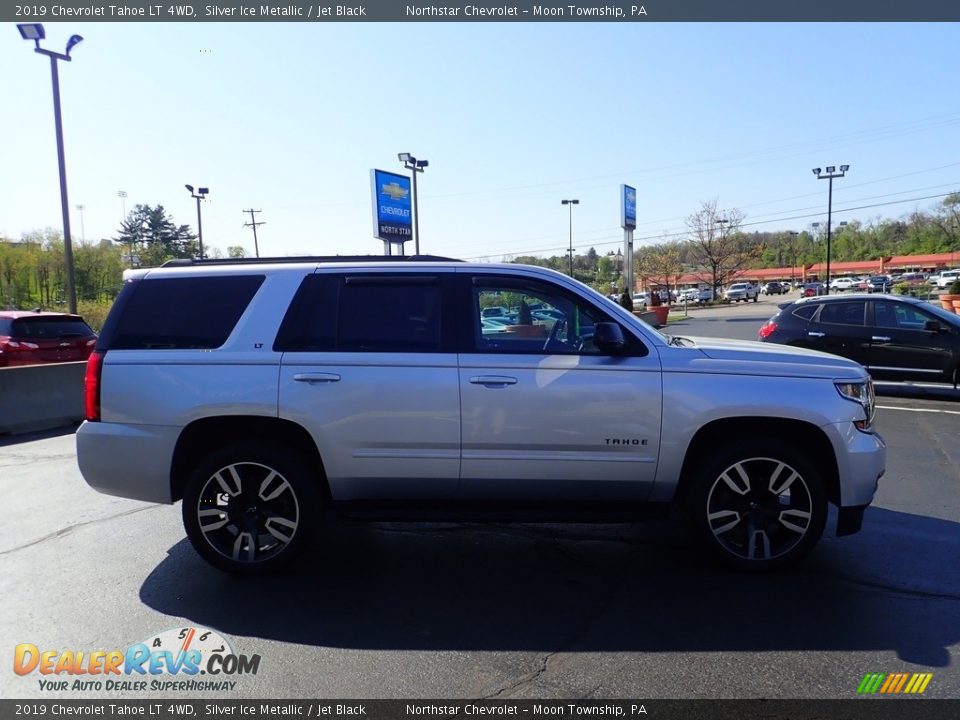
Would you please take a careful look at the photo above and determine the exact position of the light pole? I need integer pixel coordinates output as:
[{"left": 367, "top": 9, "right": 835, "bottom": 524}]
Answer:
[
  {"left": 812, "top": 165, "right": 849, "bottom": 295},
  {"left": 185, "top": 185, "right": 209, "bottom": 259},
  {"left": 561, "top": 199, "right": 579, "bottom": 276},
  {"left": 17, "top": 23, "right": 83, "bottom": 314},
  {"left": 398, "top": 153, "right": 428, "bottom": 255},
  {"left": 118, "top": 190, "right": 127, "bottom": 221},
  {"left": 76, "top": 204, "right": 85, "bottom": 243},
  {"left": 788, "top": 231, "right": 799, "bottom": 285}
]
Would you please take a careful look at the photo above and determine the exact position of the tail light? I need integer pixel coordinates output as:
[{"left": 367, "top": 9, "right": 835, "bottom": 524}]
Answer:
[
  {"left": 1, "top": 338, "right": 40, "bottom": 351},
  {"left": 84, "top": 351, "right": 104, "bottom": 422},
  {"left": 758, "top": 321, "right": 777, "bottom": 340}
]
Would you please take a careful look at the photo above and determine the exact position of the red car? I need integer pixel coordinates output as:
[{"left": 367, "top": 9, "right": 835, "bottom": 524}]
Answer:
[{"left": 0, "top": 311, "right": 97, "bottom": 367}]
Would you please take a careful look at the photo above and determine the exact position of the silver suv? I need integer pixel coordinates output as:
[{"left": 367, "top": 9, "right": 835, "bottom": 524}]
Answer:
[{"left": 77, "top": 256, "right": 885, "bottom": 574}]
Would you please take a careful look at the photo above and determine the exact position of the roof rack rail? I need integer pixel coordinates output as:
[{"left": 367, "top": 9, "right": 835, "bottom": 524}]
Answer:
[{"left": 161, "top": 254, "right": 462, "bottom": 267}]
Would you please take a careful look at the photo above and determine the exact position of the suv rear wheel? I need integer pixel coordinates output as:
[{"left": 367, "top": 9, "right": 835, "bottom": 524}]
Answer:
[
  {"left": 686, "top": 441, "right": 827, "bottom": 571},
  {"left": 182, "top": 442, "right": 320, "bottom": 575}
]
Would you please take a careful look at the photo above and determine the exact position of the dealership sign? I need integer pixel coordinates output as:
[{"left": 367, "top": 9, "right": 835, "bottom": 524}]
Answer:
[
  {"left": 621, "top": 184, "right": 636, "bottom": 230},
  {"left": 371, "top": 169, "right": 412, "bottom": 244}
]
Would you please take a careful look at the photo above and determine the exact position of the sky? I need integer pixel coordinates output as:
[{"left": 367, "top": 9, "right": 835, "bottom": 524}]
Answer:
[{"left": 2, "top": 21, "right": 960, "bottom": 263}]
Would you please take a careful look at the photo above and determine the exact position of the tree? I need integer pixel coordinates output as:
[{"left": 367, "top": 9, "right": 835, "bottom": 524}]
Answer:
[
  {"left": 685, "top": 200, "right": 761, "bottom": 294},
  {"left": 114, "top": 204, "right": 198, "bottom": 267},
  {"left": 227, "top": 246, "right": 247, "bottom": 259},
  {"left": 635, "top": 243, "right": 684, "bottom": 294}
]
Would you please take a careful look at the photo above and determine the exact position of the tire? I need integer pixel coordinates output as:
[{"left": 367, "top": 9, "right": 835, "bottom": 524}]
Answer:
[
  {"left": 182, "top": 441, "right": 321, "bottom": 575},
  {"left": 685, "top": 440, "right": 827, "bottom": 571}
]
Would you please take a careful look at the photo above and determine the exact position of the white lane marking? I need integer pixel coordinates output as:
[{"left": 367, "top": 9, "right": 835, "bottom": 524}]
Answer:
[{"left": 878, "top": 405, "right": 960, "bottom": 416}]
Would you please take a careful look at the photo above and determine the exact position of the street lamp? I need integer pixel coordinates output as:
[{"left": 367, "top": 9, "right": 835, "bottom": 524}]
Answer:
[
  {"left": 76, "top": 204, "right": 85, "bottom": 243},
  {"left": 118, "top": 190, "right": 127, "bottom": 221},
  {"left": 812, "top": 164, "right": 850, "bottom": 295},
  {"left": 788, "top": 231, "right": 799, "bottom": 284},
  {"left": 185, "top": 185, "right": 209, "bottom": 259},
  {"left": 17, "top": 23, "right": 83, "bottom": 313},
  {"left": 398, "top": 153, "right": 428, "bottom": 255},
  {"left": 561, "top": 199, "right": 579, "bottom": 276}
]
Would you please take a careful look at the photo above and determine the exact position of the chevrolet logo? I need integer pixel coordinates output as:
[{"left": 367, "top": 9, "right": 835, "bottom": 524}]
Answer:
[{"left": 381, "top": 182, "right": 409, "bottom": 201}]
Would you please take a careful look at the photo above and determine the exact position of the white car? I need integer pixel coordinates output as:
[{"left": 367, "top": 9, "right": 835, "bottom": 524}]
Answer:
[
  {"left": 679, "top": 288, "right": 714, "bottom": 303},
  {"left": 936, "top": 270, "right": 960, "bottom": 288},
  {"left": 829, "top": 277, "right": 856, "bottom": 291},
  {"left": 724, "top": 283, "right": 759, "bottom": 302}
]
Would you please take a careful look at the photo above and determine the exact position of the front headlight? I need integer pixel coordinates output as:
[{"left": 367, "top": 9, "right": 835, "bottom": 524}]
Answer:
[{"left": 835, "top": 378, "right": 875, "bottom": 431}]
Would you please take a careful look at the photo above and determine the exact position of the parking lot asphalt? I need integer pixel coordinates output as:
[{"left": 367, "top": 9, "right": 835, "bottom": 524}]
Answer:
[{"left": 2, "top": 305, "right": 958, "bottom": 701}]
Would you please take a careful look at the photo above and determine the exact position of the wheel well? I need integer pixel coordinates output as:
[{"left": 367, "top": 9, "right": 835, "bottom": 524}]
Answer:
[
  {"left": 676, "top": 417, "right": 841, "bottom": 506},
  {"left": 170, "top": 416, "right": 330, "bottom": 503}
]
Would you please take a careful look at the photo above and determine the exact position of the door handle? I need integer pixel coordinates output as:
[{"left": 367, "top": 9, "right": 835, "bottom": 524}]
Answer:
[
  {"left": 807, "top": 331, "right": 825, "bottom": 338},
  {"left": 469, "top": 375, "right": 518, "bottom": 387},
  {"left": 293, "top": 372, "right": 341, "bottom": 384},
  {"left": 871, "top": 336, "right": 892, "bottom": 343}
]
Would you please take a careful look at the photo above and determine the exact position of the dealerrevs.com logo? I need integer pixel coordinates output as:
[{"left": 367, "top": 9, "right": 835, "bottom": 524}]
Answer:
[
  {"left": 14, "top": 626, "right": 261, "bottom": 693},
  {"left": 857, "top": 672, "right": 933, "bottom": 695}
]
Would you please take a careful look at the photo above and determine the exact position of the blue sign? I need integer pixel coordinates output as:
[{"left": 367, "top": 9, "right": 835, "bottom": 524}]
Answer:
[
  {"left": 371, "top": 169, "right": 412, "bottom": 244},
  {"left": 621, "top": 184, "right": 636, "bottom": 230}
]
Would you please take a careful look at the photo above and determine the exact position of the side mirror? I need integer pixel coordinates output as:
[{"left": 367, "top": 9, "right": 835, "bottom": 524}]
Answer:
[
  {"left": 924, "top": 320, "right": 941, "bottom": 332},
  {"left": 594, "top": 322, "right": 626, "bottom": 354}
]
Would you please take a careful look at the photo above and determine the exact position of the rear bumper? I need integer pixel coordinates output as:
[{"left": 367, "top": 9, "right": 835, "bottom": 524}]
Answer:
[{"left": 76, "top": 421, "right": 181, "bottom": 504}]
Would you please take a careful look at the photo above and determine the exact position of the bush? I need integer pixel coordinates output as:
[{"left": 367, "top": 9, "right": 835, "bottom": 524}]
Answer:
[
  {"left": 76, "top": 300, "right": 114, "bottom": 333},
  {"left": 619, "top": 291, "right": 634, "bottom": 311},
  {"left": 649, "top": 291, "right": 662, "bottom": 307},
  {"left": 949, "top": 280, "right": 960, "bottom": 295},
  {"left": 893, "top": 283, "right": 910, "bottom": 295}
]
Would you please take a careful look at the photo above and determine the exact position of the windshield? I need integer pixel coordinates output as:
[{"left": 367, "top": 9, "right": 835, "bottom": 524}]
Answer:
[{"left": 921, "top": 301, "right": 960, "bottom": 327}]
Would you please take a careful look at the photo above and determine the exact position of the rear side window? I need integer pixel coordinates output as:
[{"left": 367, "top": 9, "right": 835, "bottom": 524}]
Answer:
[
  {"left": 109, "top": 276, "right": 264, "bottom": 350},
  {"left": 12, "top": 317, "right": 94, "bottom": 339},
  {"left": 790, "top": 304, "right": 818, "bottom": 320}
]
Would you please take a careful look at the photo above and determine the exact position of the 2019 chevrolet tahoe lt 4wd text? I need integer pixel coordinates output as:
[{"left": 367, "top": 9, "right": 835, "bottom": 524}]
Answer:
[{"left": 77, "top": 256, "right": 885, "bottom": 574}]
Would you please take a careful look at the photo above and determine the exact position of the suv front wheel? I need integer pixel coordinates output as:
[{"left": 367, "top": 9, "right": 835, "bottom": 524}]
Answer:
[
  {"left": 686, "top": 441, "right": 827, "bottom": 571},
  {"left": 182, "top": 442, "right": 320, "bottom": 575}
]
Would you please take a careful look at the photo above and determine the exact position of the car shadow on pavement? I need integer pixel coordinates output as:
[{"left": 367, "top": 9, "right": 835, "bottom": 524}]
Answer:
[{"left": 139, "top": 507, "right": 959, "bottom": 665}]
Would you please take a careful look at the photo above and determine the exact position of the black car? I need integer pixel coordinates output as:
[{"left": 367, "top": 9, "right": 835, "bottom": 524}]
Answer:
[
  {"left": 864, "top": 275, "right": 892, "bottom": 293},
  {"left": 758, "top": 294, "right": 960, "bottom": 386},
  {"left": 761, "top": 281, "right": 784, "bottom": 295}
]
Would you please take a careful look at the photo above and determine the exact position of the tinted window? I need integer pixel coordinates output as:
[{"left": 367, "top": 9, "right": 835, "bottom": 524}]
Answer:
[
  {"left": 817, "top": 301, "right": 865, "bottom": 326},
  {"left": 791, "top": 304, "right": 818, "bottom": 320},
  {"left": 110, "top": 275, "right": 264, "bottom": 350},
  {"left": 11, "top": 317, "right": 94, "bottom": 339},
  {"left": 275, "top": 274, "right": 444, "bottom": 353},
  {"left": 339, "top": 281, "right": 441, "bottom": 352}
]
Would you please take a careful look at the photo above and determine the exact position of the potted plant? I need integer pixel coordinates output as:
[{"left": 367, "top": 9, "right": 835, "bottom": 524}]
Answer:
[
  {"left": 947, "top": 280, "right": 960, "bottom": 314},
  {"left": 940, "top": 280, "right": 960, "bottom": 313}
]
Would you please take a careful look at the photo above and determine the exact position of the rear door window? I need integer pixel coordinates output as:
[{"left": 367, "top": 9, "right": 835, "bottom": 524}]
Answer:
[
  {"left": 816, "top": 301, "right": 866, "bottom": 326},
  {"left": 274, "top": 273, "right": 453, "bottom": 353}
]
